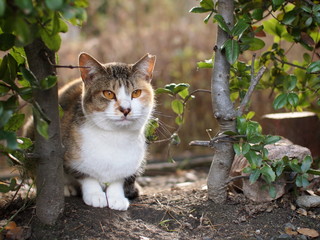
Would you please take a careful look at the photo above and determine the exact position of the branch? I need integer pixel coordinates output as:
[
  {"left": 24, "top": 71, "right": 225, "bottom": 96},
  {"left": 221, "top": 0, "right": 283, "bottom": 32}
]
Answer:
[
  {"left": 274, "top": 56, "right": 306, "bottom": 70},
  {"left": 189, "top": 134, "right": 245, "bottom": 147},
  {"left": 237, "top": 55, "right": 267, "bottom": 116},
  {"left": 43, "top": 51, "right": 90, "bottom": 69}
]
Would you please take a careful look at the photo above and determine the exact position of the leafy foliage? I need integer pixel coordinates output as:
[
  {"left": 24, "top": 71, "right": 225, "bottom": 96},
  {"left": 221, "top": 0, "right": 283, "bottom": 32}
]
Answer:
[
  {"left": 190, "top": 0, "right": 320, "bottom": 196},
  {"left": 0, "top": 0, "right": 88, "bottom": 192}
]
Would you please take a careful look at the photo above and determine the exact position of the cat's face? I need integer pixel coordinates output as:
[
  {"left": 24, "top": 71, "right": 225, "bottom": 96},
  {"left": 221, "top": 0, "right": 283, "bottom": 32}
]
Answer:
[{"left": 78, "top": 53, "right": 156, "bottom": 131}]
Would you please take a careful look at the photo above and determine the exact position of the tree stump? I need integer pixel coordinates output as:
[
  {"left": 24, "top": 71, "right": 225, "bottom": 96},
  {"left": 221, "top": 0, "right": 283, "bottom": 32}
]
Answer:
[{"left": 260, "top": 112, "right": 320, "bottom": 158}]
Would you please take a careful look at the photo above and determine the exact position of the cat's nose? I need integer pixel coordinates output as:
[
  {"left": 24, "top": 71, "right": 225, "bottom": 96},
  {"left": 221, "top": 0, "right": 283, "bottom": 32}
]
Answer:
[{"left": 119, "top": 107, "right": 131, "bottom": 117}]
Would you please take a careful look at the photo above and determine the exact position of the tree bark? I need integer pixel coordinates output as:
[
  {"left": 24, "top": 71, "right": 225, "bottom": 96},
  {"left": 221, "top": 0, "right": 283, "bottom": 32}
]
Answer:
[
  {"left": 208, "top": 0, "right": 236, "bottom": 203},
  {"left": 24, "top": 39, "right": 64, "bottom": 225}
]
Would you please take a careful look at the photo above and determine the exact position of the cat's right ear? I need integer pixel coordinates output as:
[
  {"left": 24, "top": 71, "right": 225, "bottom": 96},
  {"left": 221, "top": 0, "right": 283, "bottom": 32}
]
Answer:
[{"left": 79, "top": 53, "right": 104, "bottom": 85}]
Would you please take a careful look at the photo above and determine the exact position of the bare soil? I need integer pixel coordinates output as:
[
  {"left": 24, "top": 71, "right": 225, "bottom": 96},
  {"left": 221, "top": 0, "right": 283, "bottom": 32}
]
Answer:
[{"left": 1, "top": 169, "right": 320, "bottom": 240}]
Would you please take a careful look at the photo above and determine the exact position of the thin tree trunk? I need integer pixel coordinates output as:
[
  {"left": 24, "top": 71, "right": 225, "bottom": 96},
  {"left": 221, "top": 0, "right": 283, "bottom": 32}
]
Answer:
[
  {"left": 24, "top": 39, "right": 64, "bottom": 225},
  {"left": 208, "top": 0, "right": 236, "bottom": 203}
]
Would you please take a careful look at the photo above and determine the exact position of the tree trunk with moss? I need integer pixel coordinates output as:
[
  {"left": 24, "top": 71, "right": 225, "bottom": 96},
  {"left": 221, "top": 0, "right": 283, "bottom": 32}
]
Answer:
[{"left": 24, "top": 39, "right": 64, "bottom": 225}]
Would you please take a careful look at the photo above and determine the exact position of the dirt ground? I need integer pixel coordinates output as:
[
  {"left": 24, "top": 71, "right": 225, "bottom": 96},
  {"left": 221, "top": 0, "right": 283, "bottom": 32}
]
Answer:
[{"left": 1, "top": 168, "right": 320, "bottom": 240}]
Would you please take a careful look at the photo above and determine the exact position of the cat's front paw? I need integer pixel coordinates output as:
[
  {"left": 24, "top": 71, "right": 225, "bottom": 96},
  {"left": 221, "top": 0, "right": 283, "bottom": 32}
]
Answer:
[
  {"left": 83, "top": 191, "right": 108, "bottom": 208},
  {"left": 107, "top": 196, "right": 130, "bottom": 211}
]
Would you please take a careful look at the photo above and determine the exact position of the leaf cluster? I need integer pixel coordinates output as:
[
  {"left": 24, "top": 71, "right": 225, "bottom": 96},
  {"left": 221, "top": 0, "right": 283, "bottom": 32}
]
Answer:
[
  {"left": 232, "top": 114, "right": 316, "bottom": 198},
  {"left": 0, "top": 0, "right": 87, "bottom": 190}
]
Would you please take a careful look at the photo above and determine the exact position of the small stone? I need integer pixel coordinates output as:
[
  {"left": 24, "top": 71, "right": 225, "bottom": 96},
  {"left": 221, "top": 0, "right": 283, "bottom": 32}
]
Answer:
[
  {"left": 296, "top": 208, "right": 308, "bottom": 216},
  {"left": 255, "top": 229, "right": 261, "bottom": 234},
  {"left": 284, "top": 223, "right": 296, "bottom": 231},
  {"left": 296, "top": 195, "right": 320, "bottom": 208},
  {"left": 276, "top": 233, "right": 293, "bottom": 239}
]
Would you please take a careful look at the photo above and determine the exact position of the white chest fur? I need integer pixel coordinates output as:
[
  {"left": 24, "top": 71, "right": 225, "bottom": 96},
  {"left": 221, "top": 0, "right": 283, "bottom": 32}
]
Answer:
[{"left": 73, "top": 123, "right": 146, "bottom": 183}]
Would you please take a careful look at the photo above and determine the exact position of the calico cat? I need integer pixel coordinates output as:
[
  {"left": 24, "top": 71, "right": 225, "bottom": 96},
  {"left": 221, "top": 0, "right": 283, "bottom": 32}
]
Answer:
[{"left": 59, "top": 53, "right": 156, "bottom": 211}]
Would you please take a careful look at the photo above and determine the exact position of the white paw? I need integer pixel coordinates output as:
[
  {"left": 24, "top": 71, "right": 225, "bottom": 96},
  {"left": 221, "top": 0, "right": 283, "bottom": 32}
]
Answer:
[
  {"left": 107, "top": 196, "right": 129, "bottom": 211},
  {"left": 83, "top": 192, "right": 108, "bottom": 208},
  {"left": 64, "top": 185, "right": 78, "bottom": 197}
]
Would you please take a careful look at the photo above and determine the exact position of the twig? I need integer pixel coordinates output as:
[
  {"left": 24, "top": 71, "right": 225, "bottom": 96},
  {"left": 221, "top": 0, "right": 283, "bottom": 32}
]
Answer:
[
  {"left": 273, "top": 56, "right": 306, "bottom": 70},
  {"left": 189, "top": 134, "right": 245, "bottom": 147},
  {"left": 237, "top": 54, "right": 267, "bottom": 116},
  {"left": 44, "top": 51, "right": 90, "bottom": 69},
  {"left": 227, "top": 175, "right": 249, "bottom": 183}
]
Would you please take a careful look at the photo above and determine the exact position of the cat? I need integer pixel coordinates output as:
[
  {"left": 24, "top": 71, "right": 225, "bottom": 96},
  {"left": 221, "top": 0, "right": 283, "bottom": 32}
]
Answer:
[{"left": 57, "top": 52, "right": 156, "bottom": 211}]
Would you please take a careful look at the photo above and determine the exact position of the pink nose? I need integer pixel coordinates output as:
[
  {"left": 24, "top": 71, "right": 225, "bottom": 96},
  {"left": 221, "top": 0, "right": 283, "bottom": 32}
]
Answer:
[{"left": 119, "top": 107, "right": 131, "bottom": 117}]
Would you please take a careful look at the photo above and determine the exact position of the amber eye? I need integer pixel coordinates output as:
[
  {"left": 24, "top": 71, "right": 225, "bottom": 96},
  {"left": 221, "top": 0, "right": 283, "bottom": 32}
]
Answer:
[
  {"left": 132, "top": 89, "right": 142, "bottom": 99},
  {"left": 103, "top": 90, "right": 116, "bottom": 100}
]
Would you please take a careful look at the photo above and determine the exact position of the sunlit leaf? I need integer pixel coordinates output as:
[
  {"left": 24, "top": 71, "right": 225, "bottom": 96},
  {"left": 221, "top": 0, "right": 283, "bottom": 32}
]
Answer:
[{"left": 171, "top": 99, "right": 184, "bottom": 115}]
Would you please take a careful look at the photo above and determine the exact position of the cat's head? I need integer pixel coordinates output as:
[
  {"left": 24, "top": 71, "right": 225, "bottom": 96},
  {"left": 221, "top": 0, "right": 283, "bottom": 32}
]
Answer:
[{"left": 78, "top": 52, "right": 156, "bottom": 131}]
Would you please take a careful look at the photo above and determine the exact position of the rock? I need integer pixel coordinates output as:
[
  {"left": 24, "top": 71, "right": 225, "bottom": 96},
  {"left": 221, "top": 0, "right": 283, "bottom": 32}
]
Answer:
[
  {"left": 276, "top": 233, "right": 293, "bottom": 239},
  {"left": 296, "top": 195, "right": 320, "bottom": 208},
  {"left": 284, "top": 223, "right": 296, "bottom": 231}
]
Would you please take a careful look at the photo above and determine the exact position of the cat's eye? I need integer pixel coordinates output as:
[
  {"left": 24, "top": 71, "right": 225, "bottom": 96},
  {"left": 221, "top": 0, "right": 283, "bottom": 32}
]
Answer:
[
  {"left": 132, "top": 89, "right": 142, "bottom": 99},
  {"left": 103, "top": 90, "right": 116, "bottom": 100}
]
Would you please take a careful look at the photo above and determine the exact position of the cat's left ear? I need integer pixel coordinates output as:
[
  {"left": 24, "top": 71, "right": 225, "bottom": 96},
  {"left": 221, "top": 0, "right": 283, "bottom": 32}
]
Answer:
[
  {"left": 133, "top": 53, "right": 156, "bottom": 82},
  {"left": 79, "top": 52, "right": 105, "bottom": 85}
]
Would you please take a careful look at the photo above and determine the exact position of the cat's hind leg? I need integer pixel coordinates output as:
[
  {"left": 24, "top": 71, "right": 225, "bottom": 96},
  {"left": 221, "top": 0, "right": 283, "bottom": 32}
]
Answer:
[
  {"left": 80, "top": 177, "right": 107, "bottom": 208},
  {"left": 107, "top": 179, "right": 130, "bottom": 211}
]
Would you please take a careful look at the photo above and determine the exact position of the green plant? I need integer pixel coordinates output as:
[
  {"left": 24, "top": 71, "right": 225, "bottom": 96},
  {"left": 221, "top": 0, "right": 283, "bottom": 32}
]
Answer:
[{"left": 189, "top": 0, "right": 320, "bottom": 200}]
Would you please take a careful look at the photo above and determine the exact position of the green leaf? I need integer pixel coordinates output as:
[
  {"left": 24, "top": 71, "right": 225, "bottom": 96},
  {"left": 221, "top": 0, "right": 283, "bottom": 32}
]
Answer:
[
  {"left": 249, "top": 169, "right": 261, "bottom": 184},
  {"left": 264, "top": 135, "right": 281, "bottom": 145},
  {"left": 14, "top": 0, "right": 33, "bottom": 14},
  {"left": 269, "top": 185, "right": 277, "bottom": 199},
  {"left": 171, "top": 99, "right": 184, "bottom": 115},
  {"left": 36, "top": 118, "right": 49, "bottom": 140},
  {"left": 204, "top": 11, "right": 214, "bottom": 24},
  {"left": 39, "top": 30, "right": 61, "bottom": 52},
  {"left": 287, "top": 75, "right": 297, "bottom": 91},
  {"left": 45, "top": 0, "right": 63, "bottom": 10},
  {"left": 0, "top": 54, "right": 18, "bottom": 83},
  {"left": 17, "top": 137, "right": 33, "bottom": 149},
  {"left": 307, "top": 60, "right": 320, "bottom": 73},
  {"left": 0, "top": 184, "right": 10, "bottom": 193},
  {"left": 189, "top": 7, "right": 212, "bottom": 13},
  {"left": 231, "top": 19, "right": 249, "bottom": 38},
  {"left": 272, "top": 0, "right": 285, "bottom": 9},
  {"left": 200, "top": 0, "right": 214, "bottom": 9},
  {"left": 222, "top": 39, "right": 240, "bottom": 65},
  {"left": 214, "top": 15, "right": 231, "bottom": 34},
  {"left": 289, "top": 159, "right": 302, "bottom": 173},
  {"left": 40, "top": 75, "right": 57, "bottom": 90},
  {"left": 233, "top": 143, "right": 241, "bottom": 155},
  {"left": 0, "top": 0, "right": 5, "bottom": 17},
  {"left": 0, "top": 33, "right": 15, "bottom": 51},
  {"left": 171, "top": 133, "right": 180, "bottom": 145},
  {"left": 155, "top": 88, "right": 173, "bottom": 95},
  {"left": 305, "top": 17, "right": 313, "bottom": 27},
  {"left": 282, "top": 10, "right": 297, "bottom": 25},
  {"left": 296, "top": 174, "right": 309, "bottom": 188},
  {"left": 20, "top": 66, "right": 39, "bottom": 88},
  {"left": 145, "top": 118, "right": 159, "bottom": 142},
  {"left": 301, "top": 5, "right": 312, "bottom": 13},
  {"left": 242, "top": 143, "right": 251, "bottom": 155},
  {"left": 178, "top": 88, "right": 189, "bottom": 100},
  {"left": 4, "top": 113, "right": 25, "bottom": 132},
  {"left": 173, "top": 83, "right": 190, "bottom": 94},
  {"left": 287, "top": 93, "right": 299, "bottom": 107},
  {"left": 245, "top": 111, "right": 255, "bottom": 120},
  {"left": 245, "top": 150, "right": 259, "bottom": 168},
  {"left": 261, "top": 165, "right": 276, "bottom": 183},
  {"left": 275, "top": 162, "right": 285, "bottom": 176},
  {"left": 241, "top": 37, "right": 265, "bottom": 51},
  {"left": 0, "top": 130, "right": 18, "bottom": 149},
  {"left": 301, "top": 156, "right": 312, "bottom": 173},
  {"left": 13, "top": 17, "right": 33, "bottom": 46},
  {"left": 273, "top": 93, "right": 288, "bottom": 110},
  {"left": 197, "top": 59, "right": 213, "bottom": 68},
  {"left": 252, "top": 9, "right": 263, "bottom": 21},
  {"left": 175, "top": 116, "right": 184, "bottom": 125}
]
